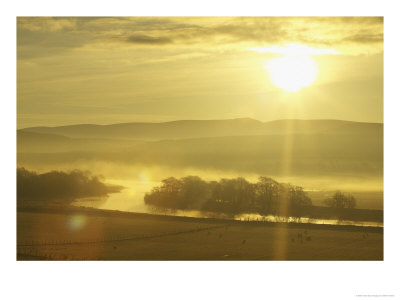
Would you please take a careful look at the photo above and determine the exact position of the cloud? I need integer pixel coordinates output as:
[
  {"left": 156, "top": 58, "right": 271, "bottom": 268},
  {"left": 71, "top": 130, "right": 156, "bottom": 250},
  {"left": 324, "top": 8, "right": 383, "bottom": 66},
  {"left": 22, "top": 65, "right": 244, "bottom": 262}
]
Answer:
[
  {"left": 344, "top": 32, "right": 383, "bottom": 44},
  {"left": 17, "top": 17, "right": 77, "bottom": 32},
  {"left": 126, "top": 34, "right": 173, "bottom": 45},
  {"left": 107, "top": 17, "right": 383, "bottom": 54},
  {"left": 17, "top": 17, "right": 383, "bottom": 58}
]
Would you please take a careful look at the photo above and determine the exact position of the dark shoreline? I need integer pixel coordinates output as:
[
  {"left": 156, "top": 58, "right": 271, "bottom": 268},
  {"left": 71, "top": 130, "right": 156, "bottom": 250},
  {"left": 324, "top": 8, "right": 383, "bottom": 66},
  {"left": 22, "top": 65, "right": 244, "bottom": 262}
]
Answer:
[{"left": 17, "top": 205, "right": 383, "bottom": 233}]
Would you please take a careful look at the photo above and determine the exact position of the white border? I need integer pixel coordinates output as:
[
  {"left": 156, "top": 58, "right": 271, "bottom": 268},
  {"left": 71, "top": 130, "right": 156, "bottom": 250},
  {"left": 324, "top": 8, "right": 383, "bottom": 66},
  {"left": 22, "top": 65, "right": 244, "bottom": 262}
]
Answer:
[{"left": 2, "top": 1, "right": 400, "bottom": 299}]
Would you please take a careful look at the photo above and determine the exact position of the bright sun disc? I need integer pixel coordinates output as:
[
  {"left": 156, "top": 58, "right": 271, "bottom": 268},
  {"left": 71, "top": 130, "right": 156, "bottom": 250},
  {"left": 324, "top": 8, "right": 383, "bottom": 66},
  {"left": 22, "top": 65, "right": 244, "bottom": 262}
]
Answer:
[{"left": 265, "top": 56, "right": 318, "bottom": 92}]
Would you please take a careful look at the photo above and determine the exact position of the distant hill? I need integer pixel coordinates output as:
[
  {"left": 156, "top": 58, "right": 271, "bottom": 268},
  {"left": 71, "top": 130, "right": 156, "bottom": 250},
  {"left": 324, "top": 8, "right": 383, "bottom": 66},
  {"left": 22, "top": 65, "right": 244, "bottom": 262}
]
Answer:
[
  {"left": 17, "top": 131, "right": 143, "bottom": 153},
  {"left": 17, "top": 118, "right": 383, "bottom": 181},
  {"left": 19, "top": 118, "right": 383, "bottom": 141},
  {"left": 17, "top": 131, "right": 383, "bottom": 179}
]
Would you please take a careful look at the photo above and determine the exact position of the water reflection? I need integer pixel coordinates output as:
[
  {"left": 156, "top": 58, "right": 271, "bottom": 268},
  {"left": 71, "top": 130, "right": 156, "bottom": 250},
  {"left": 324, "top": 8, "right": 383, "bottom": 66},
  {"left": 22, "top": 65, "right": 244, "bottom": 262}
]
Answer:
[
  {"left": 75, "top": 179, "right": 155, "bottom": 213},
  {"left": 73, "top": 175, "right": 383, "bottom": 229},
  {"left": 233, "top": 213, "right": 383, "bottom": 227},
  {"left": 73, "top": 198, "right": 383, "bottom": 228}
]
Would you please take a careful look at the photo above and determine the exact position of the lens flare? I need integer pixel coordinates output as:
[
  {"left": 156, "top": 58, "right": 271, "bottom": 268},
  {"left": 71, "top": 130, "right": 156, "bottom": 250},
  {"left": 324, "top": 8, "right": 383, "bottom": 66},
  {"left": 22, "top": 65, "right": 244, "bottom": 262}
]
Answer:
[{"left": 67, "top": 215, "right": 86, "bottom": 231}]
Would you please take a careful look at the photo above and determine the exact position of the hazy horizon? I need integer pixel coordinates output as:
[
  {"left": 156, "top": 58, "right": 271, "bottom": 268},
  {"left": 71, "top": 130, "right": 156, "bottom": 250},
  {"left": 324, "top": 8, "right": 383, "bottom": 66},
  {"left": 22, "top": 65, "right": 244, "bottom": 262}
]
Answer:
[{"left": 18, "top": 116, "right": 383, "bottom": 130}]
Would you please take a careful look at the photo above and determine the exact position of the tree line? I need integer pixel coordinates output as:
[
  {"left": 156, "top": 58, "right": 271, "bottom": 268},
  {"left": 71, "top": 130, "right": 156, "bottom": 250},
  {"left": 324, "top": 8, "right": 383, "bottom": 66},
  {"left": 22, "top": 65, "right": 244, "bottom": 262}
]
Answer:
[
  {"left": 144, "top": 176, "right": 313, "bottom": 217},
  {"left": 17, "top": 167, "right": 123, "bottom": 204}
]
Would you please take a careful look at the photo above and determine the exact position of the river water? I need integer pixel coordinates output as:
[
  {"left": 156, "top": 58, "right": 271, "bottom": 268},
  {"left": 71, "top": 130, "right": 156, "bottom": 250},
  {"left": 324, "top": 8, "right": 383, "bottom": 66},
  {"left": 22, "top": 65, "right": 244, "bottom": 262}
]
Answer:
[{"left": 74, "top": 192, "right": 383, "bottom": 228}]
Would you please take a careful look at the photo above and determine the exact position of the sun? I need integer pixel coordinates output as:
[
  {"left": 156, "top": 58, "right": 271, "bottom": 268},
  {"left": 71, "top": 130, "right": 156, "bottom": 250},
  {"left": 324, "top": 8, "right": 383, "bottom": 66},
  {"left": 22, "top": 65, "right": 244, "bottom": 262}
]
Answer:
[{"left": 265, "top": 55, "right": 318, "bottom": 92}]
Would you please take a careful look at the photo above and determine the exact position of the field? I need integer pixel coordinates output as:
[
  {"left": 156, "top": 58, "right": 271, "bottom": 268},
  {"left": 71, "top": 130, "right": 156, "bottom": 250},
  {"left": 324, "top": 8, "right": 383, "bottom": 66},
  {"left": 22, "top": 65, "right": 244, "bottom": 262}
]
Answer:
[{"left": 17, "top": 206, "right": 383, "bottom": 261}]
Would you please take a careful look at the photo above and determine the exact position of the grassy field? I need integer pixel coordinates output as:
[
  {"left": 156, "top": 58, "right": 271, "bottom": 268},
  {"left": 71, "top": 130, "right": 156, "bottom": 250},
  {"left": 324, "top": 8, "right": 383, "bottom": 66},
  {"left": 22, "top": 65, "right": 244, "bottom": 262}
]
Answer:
[{"left": 17, "top": 206, "right": 383, "bottom": 261}]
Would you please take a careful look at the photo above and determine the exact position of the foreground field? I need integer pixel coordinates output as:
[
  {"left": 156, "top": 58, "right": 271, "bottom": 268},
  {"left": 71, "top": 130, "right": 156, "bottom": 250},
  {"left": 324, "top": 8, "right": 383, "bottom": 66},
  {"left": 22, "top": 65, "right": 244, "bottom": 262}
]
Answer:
[{"left": 17, "top": 206, "right": 383, "bottom": 260}]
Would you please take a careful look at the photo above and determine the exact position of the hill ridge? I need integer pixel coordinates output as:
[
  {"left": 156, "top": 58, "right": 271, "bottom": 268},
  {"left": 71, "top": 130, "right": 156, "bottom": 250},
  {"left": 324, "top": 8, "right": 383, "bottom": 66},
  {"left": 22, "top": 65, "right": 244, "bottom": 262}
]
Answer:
[
  {"left": 19, "top": 118, "right": 383, "bottom": 141},
  {"left": 20, "top": 117, "right": 382, "bottom": 130}
]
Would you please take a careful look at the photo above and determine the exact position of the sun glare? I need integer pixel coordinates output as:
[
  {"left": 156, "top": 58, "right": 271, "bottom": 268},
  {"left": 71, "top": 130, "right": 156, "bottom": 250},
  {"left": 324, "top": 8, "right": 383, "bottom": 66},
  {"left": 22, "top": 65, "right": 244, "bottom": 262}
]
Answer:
[{"left": 265, "top": 55, "right": 318, "bottom": 92}]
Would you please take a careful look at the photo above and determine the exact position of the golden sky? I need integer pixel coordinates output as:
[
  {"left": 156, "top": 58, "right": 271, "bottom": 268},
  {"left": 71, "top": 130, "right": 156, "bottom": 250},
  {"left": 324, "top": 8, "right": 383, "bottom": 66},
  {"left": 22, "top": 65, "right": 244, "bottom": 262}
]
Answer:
[{"left": 17, "top": 17, "right": 383, "bottom": 128}]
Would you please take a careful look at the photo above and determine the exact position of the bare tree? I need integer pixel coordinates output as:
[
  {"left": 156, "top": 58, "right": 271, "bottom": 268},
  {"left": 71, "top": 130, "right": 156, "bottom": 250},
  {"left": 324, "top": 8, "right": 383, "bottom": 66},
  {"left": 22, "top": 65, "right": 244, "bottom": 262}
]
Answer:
[{"left": 324, "top": 190, "right": 356, "bottom": 209}]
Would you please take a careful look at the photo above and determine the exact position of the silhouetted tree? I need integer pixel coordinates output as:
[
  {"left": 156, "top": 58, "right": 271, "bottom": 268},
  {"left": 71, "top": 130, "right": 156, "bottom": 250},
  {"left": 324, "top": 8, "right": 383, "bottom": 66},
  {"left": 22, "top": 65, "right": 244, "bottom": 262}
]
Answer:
[
  {"left": 17, "top": 167, "right": 123, "bottom": 204},
  {"left": 180, "top": 176, "right": 209, "bottom": 210},
  {"left": 144, "top": 175, "right": 313, "bottom": 217},
  {"left": 285, "top": 184, "right": 312, "bottom": 217},
  {"left": 324, "top": 190, "right": 356, "bottom": 209},
  {"left": 255, "top": 177, "right": 279, "bottom": 214}
]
